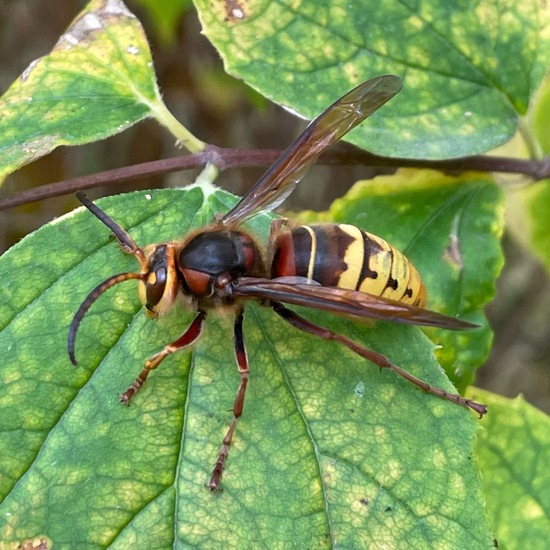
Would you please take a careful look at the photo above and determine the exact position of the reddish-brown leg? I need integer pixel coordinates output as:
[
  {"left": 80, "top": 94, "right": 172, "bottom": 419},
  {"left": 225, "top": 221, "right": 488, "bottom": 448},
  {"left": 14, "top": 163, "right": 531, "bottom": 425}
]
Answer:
[
  {"left": 209, "top": 308, "right": 249, "bottom": 491},
  {"left": 272, "top": 302, "right": 487, "bottom": 416},
  {"left": 120, "top": 310, "right": 207, "bottom": 404}
]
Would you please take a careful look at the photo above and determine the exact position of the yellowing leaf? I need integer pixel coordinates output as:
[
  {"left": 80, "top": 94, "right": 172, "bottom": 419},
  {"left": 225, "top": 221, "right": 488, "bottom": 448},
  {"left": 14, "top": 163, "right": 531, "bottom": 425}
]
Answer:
[
  {"left": 0, "top": 0, "right": 202, "bottom": 180},
  {"left": 468, "top": 389, "right": 550, "bottom": 549}
]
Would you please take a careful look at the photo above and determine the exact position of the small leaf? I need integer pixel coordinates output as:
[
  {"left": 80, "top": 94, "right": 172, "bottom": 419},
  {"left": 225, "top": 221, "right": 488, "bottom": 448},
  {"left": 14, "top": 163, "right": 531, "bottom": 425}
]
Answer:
[
  {"left": 0, "top": 0, "right": 202, "bottom": 180},
  {"left": 0, "top": 188, "right": 491, "bottom": 547},
  {"left": 194, "top": 0, "right": 549, "bottom": 158},
  {"left": 467, "top": 389, "right": 550, "bottom": 548},
  {"left": 298, "top": 170, "right": 505, "bottom": 389}
]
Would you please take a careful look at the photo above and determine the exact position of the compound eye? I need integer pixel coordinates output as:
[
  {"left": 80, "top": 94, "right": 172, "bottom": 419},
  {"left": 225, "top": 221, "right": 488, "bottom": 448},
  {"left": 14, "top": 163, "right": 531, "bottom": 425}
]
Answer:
[{"left": 145, "top": 266, "right": 167, "bottom": 310}]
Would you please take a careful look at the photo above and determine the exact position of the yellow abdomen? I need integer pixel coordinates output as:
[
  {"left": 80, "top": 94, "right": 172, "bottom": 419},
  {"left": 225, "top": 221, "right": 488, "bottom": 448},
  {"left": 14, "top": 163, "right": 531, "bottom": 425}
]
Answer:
[{"left": 272, "top": 223, "right": 427, "bottom": 307}]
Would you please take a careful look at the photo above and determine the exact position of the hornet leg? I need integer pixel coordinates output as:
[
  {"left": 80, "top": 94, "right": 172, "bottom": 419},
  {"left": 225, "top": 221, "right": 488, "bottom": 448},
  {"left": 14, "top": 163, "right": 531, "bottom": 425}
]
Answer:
[
  {"left": 120, "top": 310, "right": 207, "bottom": 404},
  {"left": 209, "top": 308, "right": 250, "bottom": 491},
  {"left": 272, "top": 302, "right": 487, "bottom": 416}
]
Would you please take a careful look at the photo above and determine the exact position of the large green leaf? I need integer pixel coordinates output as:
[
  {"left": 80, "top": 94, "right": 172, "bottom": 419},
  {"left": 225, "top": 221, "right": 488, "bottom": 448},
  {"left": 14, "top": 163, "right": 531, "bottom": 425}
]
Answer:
[
  {"left": 194, "top": 0, "right": 550, "bottom": 159},
  {"left": 297, "top": 170, "right": 505, "bottom": 390},
  {"left": 0, "top": 188, "right": 492, "bottom": 547},
  {"left": 0, "top": 0, "right": 202, "bottom": 181},
  {"left": 468, "top": 388, "right": 550, "bottom": 549}
]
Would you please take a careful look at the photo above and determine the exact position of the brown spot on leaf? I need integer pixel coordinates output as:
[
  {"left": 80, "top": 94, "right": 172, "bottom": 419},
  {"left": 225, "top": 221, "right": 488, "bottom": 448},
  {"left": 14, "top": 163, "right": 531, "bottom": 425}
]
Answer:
[{"left": 224, "top": 0, "right": 248, "bottom": 22}]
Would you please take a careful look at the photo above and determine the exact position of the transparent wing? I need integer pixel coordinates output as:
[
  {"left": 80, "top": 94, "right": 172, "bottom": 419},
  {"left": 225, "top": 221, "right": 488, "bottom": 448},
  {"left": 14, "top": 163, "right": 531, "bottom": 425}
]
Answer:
[
  {"left": 220, "top": 74, "right": 403, "bottom": 226},
  {"left": 232, "top": 278, "right": 478, "bottom": 330}
]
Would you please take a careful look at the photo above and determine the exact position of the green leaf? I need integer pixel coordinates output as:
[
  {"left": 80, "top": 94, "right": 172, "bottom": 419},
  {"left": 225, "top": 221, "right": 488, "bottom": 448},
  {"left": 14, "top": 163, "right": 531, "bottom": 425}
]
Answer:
[
  {"left": 194, "top": 0, "right": 549, "bottom": 159},
  {"left": 0, "top": 0, "right": 202, "bottom": 181},
  {"left": 467, "top": 388, "right": 550, "bottom": 549},
  {"left": 298, "top": 170, "right": 505, "bottom": 389},
  {"left": 0, "top": 188, "right": 492, "bottom": 547}
]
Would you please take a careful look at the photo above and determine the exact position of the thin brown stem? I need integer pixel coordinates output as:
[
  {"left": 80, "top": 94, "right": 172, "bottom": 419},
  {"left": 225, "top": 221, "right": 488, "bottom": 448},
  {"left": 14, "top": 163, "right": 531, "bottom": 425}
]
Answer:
[{"left": 1, "top": 144, "right": 548, "bottom": 211}]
